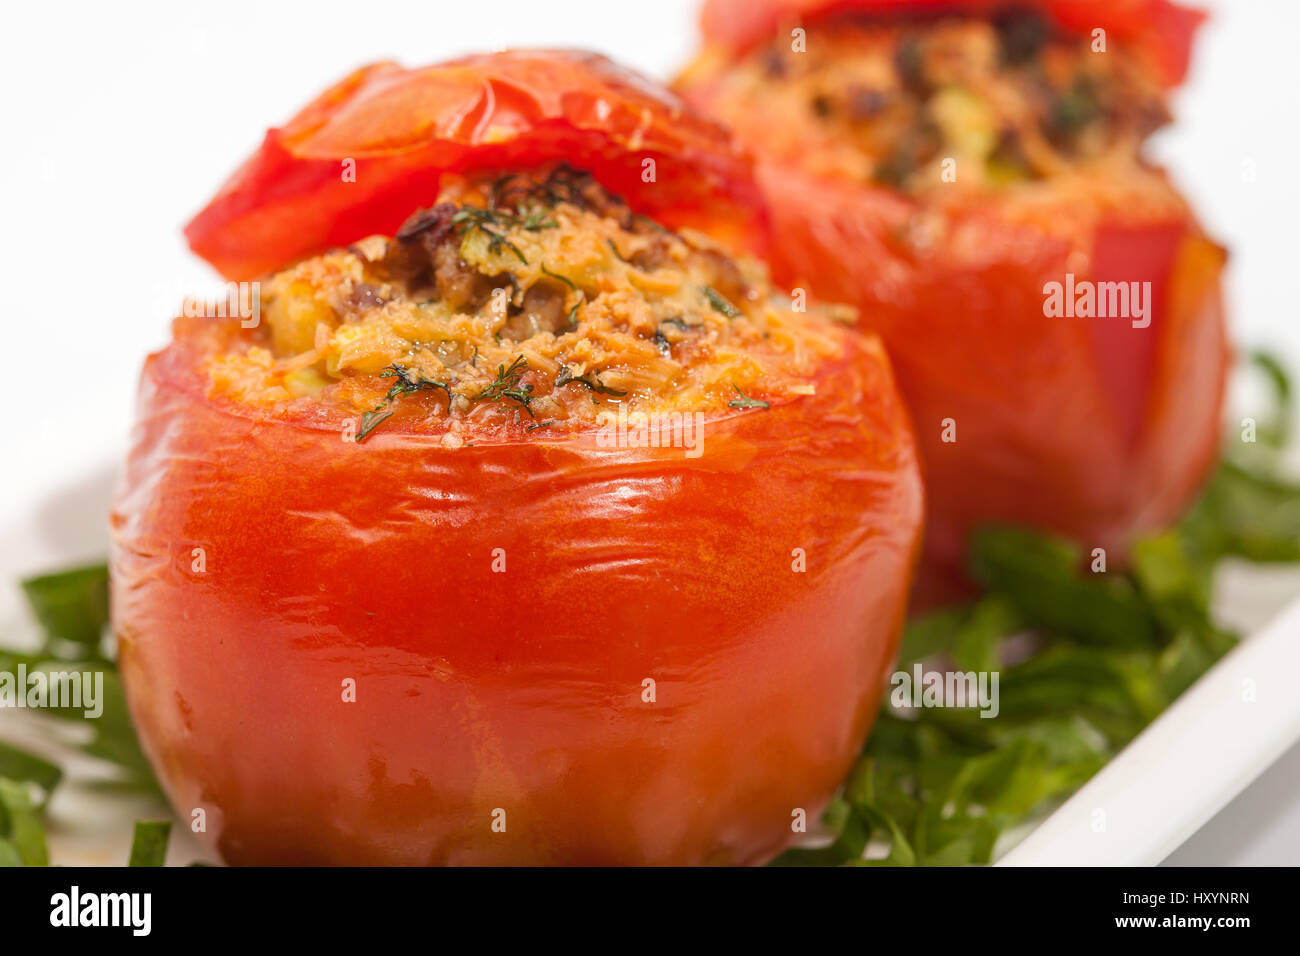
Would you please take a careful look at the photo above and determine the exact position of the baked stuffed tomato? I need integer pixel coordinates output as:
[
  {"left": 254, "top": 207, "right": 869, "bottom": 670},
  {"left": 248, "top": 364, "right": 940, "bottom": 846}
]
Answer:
[
  {"left": 677, "top": 1, "right": 1228, "bottom": 602},
  {"left": 111, "top": 51, "right": 923, "bottom": 865}
]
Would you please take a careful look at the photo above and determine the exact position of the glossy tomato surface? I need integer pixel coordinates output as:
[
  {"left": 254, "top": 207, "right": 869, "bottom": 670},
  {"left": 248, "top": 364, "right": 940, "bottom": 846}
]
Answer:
[
  {"left": 110, "top": 322, "right": 922, "bottom": 865},
  {"left": 679, "top": 2, "right": 1228, "bottom": 601},
  {"left": 763, "top": 172, "right": 1225, "bottom": 602},
  {"left": 185, "top": 49, "right": 766, "bottom": 280}
]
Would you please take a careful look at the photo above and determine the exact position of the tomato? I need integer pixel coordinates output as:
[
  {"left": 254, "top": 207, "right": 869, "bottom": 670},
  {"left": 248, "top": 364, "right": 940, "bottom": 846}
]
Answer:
[
  {"left": 678, "top": 1, "right": 1228, "bottom": 603},
  {"left": 110, "top": 321, "right": 921, "bottom": 865},
  {"left": 113, "top": 51, "right": 924, "bottom": 865},
  {"left": 695, "top": 0, "right": 1205, "bottom": 87},
  {"left": 761, "top": 172, "right": 1224, "bottom": 603},
  {"left": 184, "top": 50, "right": 767, "bottom": 281}
]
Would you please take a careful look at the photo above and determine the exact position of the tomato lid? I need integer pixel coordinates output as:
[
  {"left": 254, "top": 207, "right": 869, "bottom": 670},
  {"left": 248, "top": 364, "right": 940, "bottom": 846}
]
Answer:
[{"left": 185, "top": 50, "right": 764, "bottom": 280}]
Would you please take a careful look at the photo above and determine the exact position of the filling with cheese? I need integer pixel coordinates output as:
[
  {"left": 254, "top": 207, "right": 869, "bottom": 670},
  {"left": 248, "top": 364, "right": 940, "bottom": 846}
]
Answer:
[
  {"left": 692, "top": 7, "right": 1170, "bottom": 193},
  {"left": 197, "top": 166, "right": 851, "bottom": 437}
]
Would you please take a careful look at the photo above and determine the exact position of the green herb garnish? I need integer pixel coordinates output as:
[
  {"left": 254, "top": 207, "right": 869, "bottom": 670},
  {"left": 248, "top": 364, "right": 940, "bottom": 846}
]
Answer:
[
  {"left": 355, "top": 409, "right": 394, "bottom": 442},
  {"left": 475, "top": 355, "right": 535, "bottom": 417},
  {"left": 452, "top": 207, "right": 529, "bottom": 264},
  {"left": 356, "top": 365, "right": 454, "bottom": 442},
  {"left": 20, "top": 564, "right": 109, "bottom": 655},
  {"left": 660, "top": 317, "right": 698, "bottom": 331},
  {"left": 0, "top": 777, "right": 49, "bottom": 866},
  {"left": 539, "top": 263, "right": 578, "bottom": 290},
  {"left": 0, "top": 743, "right": 62, "bottom": 802},
  {"left": 703, "top": 286, "right": 741, "bottom": 318},
  {"left": 127, "top": 820, "right": 172, "bottom": 867},
  {"left": 728, "top": 385, "right": 769, "bottom": 409},
  {"left": 1, "top": 561, "right": 173, "bottom": 866},
  {"left": 555, "top": 366, "right": 627, "bottom": 397},
  {"left": 567, "top": 292, "right": 584, "bottom": 330}
]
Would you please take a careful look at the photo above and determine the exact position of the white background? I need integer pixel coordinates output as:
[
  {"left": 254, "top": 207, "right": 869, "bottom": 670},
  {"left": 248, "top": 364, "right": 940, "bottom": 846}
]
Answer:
[{"left": 0, "top": 0, "right": 1296, "bottom": 864}]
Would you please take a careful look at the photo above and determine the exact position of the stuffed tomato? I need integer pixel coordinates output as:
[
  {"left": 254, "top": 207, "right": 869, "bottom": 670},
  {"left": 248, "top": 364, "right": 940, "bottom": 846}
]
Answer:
[
  {"left": 110, "top": 51, "right": 923, "bottom": 865},
  {"left": 677, "top": 1, "right": 1228, "bottom": 602}
]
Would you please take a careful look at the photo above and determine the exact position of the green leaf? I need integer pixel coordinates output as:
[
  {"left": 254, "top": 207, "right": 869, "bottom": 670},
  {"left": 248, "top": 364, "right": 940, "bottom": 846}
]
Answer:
[
  {"left": 0, "top": 778, "right": 49, "bottom": 866},
  {"left": 1245, "top": 348, "right": 1292, "bottom": 448},
  {"left": 769, "top": 798, "right": 870, "bottom": 867},
  {"left": 1181, "top": 462, "right": 1300, "bottom": 564},
  {"left": 843, "top": 759, "right": 917, "bottom": 866},
  {"left": 127, "top": 820, "right": 172, "bottom": 867},
  {"left": 19, "top": 660, "right": 159, "bottom": 792},
  {"left": 0, "top": 742, "right": 62, "bottom": 802},
  {"left": 19, "top": 564, "right": 109, "bottom": 656},
  {"left": 898, "top": 596, "right": 1021, "bottom": 672},
  {"left": 970, "top": 526, "right": 1157, "bottom": 647},
  {"left": 1133, "top": 533, "right": 1236, "bottom": 660},
  {"left": 952, "top": 596, "right": 1019, "bottom": 673},
  {"left": 897, "top": 605, "right": 970, "bottom": 666}
]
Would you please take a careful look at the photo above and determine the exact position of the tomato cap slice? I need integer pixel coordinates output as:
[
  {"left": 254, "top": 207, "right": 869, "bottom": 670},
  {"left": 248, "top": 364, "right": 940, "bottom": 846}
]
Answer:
[{"left": 185, "top": 50, "right": 766, "bottom": 280}]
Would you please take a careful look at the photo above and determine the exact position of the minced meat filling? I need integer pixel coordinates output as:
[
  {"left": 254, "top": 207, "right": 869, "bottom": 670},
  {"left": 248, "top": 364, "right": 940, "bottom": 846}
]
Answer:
[
  {"left": 714, "top": 8, "right": 1169, "bottom": 192},
  {"left": 204, "top": 167, "right": 851, "bottom": 431}
]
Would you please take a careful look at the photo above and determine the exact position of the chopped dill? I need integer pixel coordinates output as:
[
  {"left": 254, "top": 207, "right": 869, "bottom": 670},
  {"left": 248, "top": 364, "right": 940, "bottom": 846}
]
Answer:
[
  {"left": 451, "top": 207, "right": 529, "bottom": 264},
  {"left": 489, "top": 167, "right": 585, "bottom": 215},
  {"left": 555, "top": 366, "right": 628, "bottom": 397},
  {"left": 356, "top": 364, "right": 455, "bottom": 443},
  {"left": 475, "top": 355, "right": 535, "bottom": 417},
  {"left": 356, "top": 409, "right": 394, "bottom": 442},
  {"left": 518, "top": 210, "right": 559, "bottom": 232},
  {"left": 728, "top": 385, "right": 770, "bottom": 410},
  {"left": 660, "top": 316, "right": 700, "bottom": 331},
  {"left": 539, "top": 263, "right": 578, "bottom": 290},
  {"left": 704, "top": 286, "right": 741, "bottom": 318},
  {"left": 383, "top": 364, "right": 453, "bottom": 405}
]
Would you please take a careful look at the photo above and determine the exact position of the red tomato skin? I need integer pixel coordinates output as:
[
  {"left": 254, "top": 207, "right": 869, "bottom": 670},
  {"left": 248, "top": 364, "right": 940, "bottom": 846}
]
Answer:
[
  {"left": 740, "top": 165, "right": 1228, "bottom": 603},
  {"left": 109, "top": 327, "right": 923, "bottom": 865},
  {"left": 184, "top": 52, "right": 767, "bottom": 281},
  {"left": 679, "top": 0, "right": 1226, "bottom": 598},
  {"left": 697, "top": 0, "right": 1205, "bottom": 87}
]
